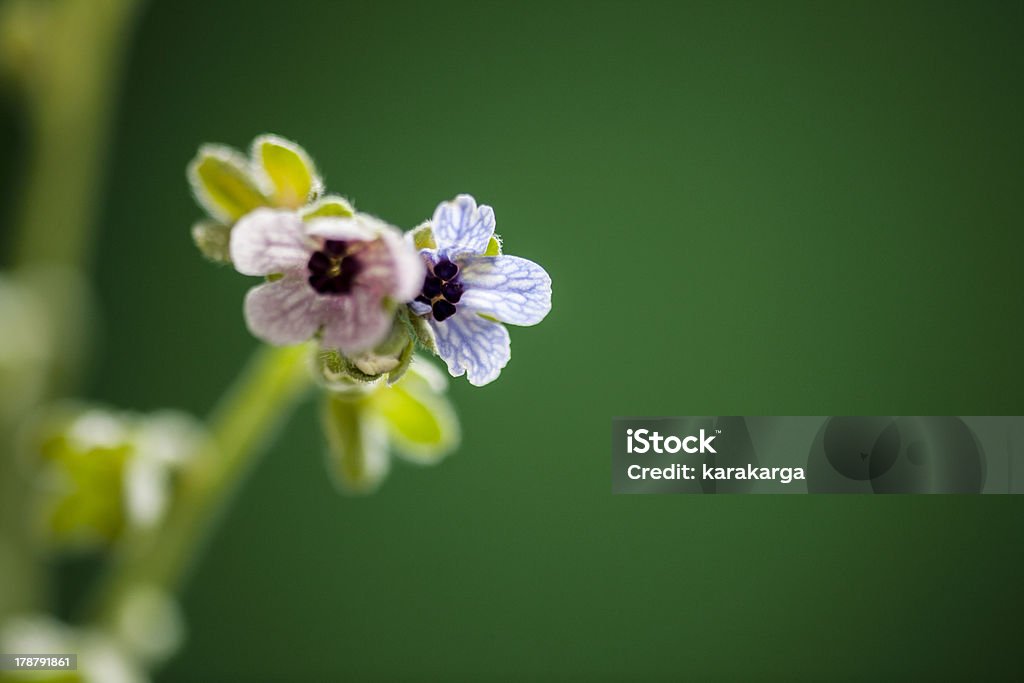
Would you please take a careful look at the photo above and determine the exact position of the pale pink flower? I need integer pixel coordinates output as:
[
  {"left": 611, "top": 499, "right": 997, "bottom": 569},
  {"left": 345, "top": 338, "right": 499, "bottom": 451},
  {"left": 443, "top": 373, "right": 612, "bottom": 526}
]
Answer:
[{"left": 230, "top": 209, "right": 424, "bottom": 353}]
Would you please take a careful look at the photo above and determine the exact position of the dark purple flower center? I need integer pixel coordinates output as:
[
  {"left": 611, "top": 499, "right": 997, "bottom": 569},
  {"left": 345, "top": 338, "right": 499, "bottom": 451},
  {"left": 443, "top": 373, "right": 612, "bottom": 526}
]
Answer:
[
  {"left": 434, "top": 259, "right": 458, "bottom": 281},
  {"left": 308, "top": 240, "right": 361, "bottom": 295},
  {"left": 416, "top": 258, "right": 462, "bottom": 322}
]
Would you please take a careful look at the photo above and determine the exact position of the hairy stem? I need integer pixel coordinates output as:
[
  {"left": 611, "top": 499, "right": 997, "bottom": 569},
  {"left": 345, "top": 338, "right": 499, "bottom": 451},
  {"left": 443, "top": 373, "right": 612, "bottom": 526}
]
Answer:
[{"left": 89, "top": 343, "right": 313, "bottom": 625}]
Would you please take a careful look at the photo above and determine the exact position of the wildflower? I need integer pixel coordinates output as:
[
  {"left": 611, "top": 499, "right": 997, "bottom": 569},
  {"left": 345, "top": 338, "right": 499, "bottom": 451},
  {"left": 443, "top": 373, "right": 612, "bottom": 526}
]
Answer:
[
  {"left": 411, "top": 195, "right": 551, "bottom": 386},
  {"left": 321, "top": 361, "right": 459, "bottom": 493},
  {"left": 1, "top": 615, "right": 147, "bottom": 683},
  {"left": 230, "top": 209, "right": 424, "bottom": 354},
  {"left": 28, "top": 407, "right": 204, "bottom": 549}
]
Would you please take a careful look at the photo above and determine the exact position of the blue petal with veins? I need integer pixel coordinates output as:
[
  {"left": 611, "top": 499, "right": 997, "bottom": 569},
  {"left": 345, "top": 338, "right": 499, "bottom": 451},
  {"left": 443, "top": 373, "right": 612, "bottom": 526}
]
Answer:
[
  {"left": 458, "top": 254, "right": 552, "bottom": 326},
  {"left": 431, "top": 312, "right": 511, "bottom": 386},
  {"left": 413, "top": 195, "right": 551, "bottom": 385},
  {"left": 431, "top": 194, "right": 495, "bottom": 256}
]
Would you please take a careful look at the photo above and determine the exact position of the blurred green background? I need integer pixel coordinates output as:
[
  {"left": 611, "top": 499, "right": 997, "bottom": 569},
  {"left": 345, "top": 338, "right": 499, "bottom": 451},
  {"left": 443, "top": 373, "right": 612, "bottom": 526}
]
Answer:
[{"left": 4, "top": 0, "right": 1024, "bottom": 680}]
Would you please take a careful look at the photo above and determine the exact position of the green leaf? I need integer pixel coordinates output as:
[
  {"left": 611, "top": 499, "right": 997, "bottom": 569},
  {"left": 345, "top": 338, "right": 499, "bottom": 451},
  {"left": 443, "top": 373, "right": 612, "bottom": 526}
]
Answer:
[
  {"left": 301, "top": 194, "right": 355, "bottom": 220},
  {"left": 484, "top": 234, "right": 503, "bottom": 256},
  {"left": 372, "top": 364, "right": 458, "bottom": 464},
  {"left": 410, "top": 221, "right": 436, "bottom": 250},
  {"left": 190, "top": 220, "right": 232, "bottom": 263},
  {"left": 187, "top": 145, "right": 267, "bottom": 223},
  {"left": 253, "top": 134, "right": 322, "bottom": 209},
  {"left": 321, "top": 393, "right": 389, "bottom": 493}
]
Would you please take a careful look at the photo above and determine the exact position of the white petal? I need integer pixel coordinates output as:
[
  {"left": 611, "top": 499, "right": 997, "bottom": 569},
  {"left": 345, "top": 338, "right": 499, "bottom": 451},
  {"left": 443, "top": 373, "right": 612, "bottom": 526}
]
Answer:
[
  {"left": 67, "top": 410, "right": 129, "bottom": 450},
  {"left": 115, "top": 586, "right": 185, "bottom": 664},
  {"left": 0, "top": 615, "right": 73, "bottom": 655},
  {"left": 134, "top": 411, "right": 205, "bottom": 465},
  {"left": 432, "top": 312, "right": 511, "bottom": 386},
  {"left": 230, "top": 208, "right": 312, "bottom": 276},
  {"left": 305, "top": 214, "right": 378, "bottom": 242},
  {"left": 409, "top": 300, "right": 431, "bottom": 316},
  {"left": 319, "top": 289, "right": 394, "bottom": 354},
  {"left": 431, "top": 195, "right": 495, "bottom": 256},
  {"left": 79, "top": 633, "right": 148, "bottom": 683},
  {"left": 458, "top": 255, "right": 552, "bottom": 326},
  {"left": 125, "top": 457, "right": 168, "bottom": 528},
  {"left": 243, "top": 276, "right": 324, "bottom": 345}
]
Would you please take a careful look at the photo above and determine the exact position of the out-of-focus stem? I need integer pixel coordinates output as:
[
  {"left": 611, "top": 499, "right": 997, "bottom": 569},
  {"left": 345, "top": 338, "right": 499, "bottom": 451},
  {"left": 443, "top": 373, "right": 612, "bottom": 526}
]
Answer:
[
  {"left": 0, "top": 0, "right": 141, "bottom": 621},
  {"left": 6, "top": 0, "right": 140, "bottom": 269},
  {"left": 89, "top": 344, "right": 313, "bottom": 626}
]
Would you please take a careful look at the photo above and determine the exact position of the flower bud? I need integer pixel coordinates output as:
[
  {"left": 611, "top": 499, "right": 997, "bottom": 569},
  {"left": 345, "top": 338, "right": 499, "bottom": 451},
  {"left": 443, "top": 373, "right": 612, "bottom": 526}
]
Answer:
[
  {"left": 319, "top": 361, "right": 459, "bottom": 494},
  {"left": 315, "top": 311, "right": 417, "bottom": 386},
  {"left": 349, "top": 314, "right": 415, "bottom": 383}
]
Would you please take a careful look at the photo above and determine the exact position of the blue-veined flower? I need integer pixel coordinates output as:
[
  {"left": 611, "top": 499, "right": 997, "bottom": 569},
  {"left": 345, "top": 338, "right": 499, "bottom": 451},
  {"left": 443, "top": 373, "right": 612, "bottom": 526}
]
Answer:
[
  {"left": 410, "top": 195, "right": 552, "bottom": 386},
  {"left": 229, "top": 209, "right": 424, "bottom": 354}
]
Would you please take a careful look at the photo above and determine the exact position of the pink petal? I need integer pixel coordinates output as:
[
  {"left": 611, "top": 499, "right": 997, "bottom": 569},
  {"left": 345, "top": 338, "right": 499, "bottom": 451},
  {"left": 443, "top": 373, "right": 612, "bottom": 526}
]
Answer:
[
  {"left": 349, "top": 238, "right": 394, "bottom": 296},
  {"left": 305, "top": 215, "right": 379, "bottom": 242},
  {"left": 319, "top": 288, "right": 394, "bottom": 354},
  {"left": 381, "top": 229, "right": 426, "bottom": 302},
  {"left": 308, "top": 213, "right": 424, "bottom": 303},
  {"left": 243, "top": 276, "right": 324, "bottom": 345},
  {"left": 230, "top": 209, "right": 313, "bottom": 276},
  {"left": 353, "top": 231, "right": 425, "bottom": 302}
]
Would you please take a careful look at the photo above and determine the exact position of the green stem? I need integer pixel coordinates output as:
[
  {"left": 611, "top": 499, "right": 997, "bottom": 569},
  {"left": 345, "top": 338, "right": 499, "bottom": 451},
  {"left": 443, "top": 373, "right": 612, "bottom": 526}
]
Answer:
[
  {"left": 89, "top": 343, "right": 313, "bottom": 625},
  {"left": 0, "top": 0, "right": 140, "bottom": 622},
  {"left": 8, "top": 0, "right": 140, "bottom": 270}
]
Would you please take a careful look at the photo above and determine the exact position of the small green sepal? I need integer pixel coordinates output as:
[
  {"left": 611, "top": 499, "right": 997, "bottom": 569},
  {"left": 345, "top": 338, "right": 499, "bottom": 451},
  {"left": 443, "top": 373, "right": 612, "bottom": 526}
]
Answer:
[
  {"left": 301, "top": 194, "right": 356, "bottom": 220},
  {"left": 410, "top": 221, "right": 436, "bottom": 250},
  {"left": 190, "top": 220, "right": 232, "bottom": 263},
  {"left": 370, "top": 362, "right": 459, "bottom": 464},
  {"left": 252, "top": 134, "right": 323, "bottom": 209},
  {"left": 484, "top": 234, "right": 503, "bottom": 256},
  {"left": 401, "top": 306, "right": 437, "bottom": 354},
  {"left": 385, "top": 337, "right": 416, "bottom": 386},
  {"left": 187, "top": 145, "right": 267, "bottom": 223}
]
